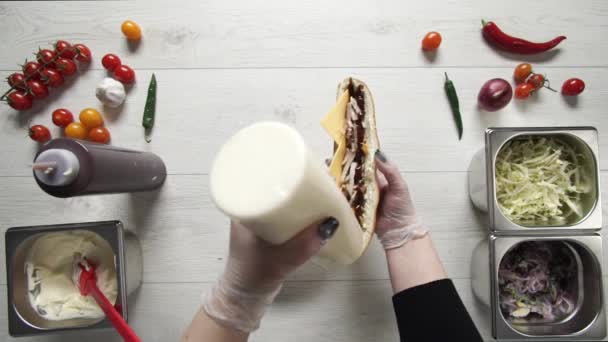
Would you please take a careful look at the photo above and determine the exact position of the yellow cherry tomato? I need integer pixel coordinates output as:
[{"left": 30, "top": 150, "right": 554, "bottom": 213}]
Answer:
[
  {"left": 65, "top": 122, "right": 88, "bottom": 140},
  {"left": 121, "top": 20, "right": 142, "bottom": 40},
  {"left": 79, "top": 108, "right": 104, "bottom": 129}
]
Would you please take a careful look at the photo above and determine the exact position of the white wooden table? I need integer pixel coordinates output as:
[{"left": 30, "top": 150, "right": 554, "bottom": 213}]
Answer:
[{"left": 1, "top": 1, "right": 607, "bottom": 341}]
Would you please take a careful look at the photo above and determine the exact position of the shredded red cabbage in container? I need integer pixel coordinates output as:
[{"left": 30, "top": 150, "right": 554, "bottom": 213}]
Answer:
[{"left": 499, "top": 241, "right": 578, "bottom": 322}]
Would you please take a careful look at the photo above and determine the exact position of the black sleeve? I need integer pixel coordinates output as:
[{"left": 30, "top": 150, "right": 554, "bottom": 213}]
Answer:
[{"left": 392, "top": 279, "right": 483, "bottom": 342}]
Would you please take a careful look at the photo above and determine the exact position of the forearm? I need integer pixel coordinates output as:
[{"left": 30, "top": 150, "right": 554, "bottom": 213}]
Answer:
[
  {"left": 392, "top": 279, "right": 484, "bottom": 341},
  {"left": 385, "top": 234, "right": 447, "bottom": 293},
  {"left": 181, "top": 308, "right": 249, "bottom": 342}
]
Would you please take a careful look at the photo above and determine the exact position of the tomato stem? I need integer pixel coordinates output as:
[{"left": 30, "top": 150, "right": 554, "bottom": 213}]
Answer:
[
  {"left": 543, "top": 78, "right": 558, "bottom": 92},
  {"left": 544, "top": 84, "right": 558, "bottom": 92},
  {"left": 0, "top": 47, "right": 76, "bottom": 101}
]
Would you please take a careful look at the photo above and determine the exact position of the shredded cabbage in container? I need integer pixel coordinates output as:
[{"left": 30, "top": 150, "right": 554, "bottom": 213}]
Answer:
[
  {"left": 499, "top": 241, "right": 578, "bottom": 321},
  {"left": 495, "top": 136, "right": 591, "bottom": 226}
]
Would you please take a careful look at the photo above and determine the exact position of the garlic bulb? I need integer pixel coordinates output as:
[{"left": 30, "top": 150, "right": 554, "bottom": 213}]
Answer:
[{"left": 95, "top": 78, "right": 126, "bottom": 108}]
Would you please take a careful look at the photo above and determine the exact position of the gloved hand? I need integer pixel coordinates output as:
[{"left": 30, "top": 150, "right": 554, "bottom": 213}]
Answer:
[
  {"left": 203, "top": 218, "right": 339, "bottom": 332},
  {"left": 374, "top": 150, "right": 428, "bottom": 250}
]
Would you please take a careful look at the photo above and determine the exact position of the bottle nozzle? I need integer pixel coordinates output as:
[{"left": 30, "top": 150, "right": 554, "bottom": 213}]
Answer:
[{"left": 32, "top": 162, "right": 58, "bottom": 174}]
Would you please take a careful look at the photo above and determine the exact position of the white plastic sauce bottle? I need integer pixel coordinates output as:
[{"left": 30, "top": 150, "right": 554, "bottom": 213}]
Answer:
[{"left": 210, "top": 122, "right": 365, "bottom": 264}]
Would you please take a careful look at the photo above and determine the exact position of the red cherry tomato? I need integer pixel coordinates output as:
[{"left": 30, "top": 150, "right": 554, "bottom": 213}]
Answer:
[
  {"left": 55, "top": 58, "right": 77, "bottom": 76},
  {"left": 7, "top": 91, "right": 33, "bottom": 110},
  {"left": 562, "top": 78, "right": 585, "bottom": 96},
  {"left": 421, "top": 31, "right": 442, "bottom": 50},
  {"left": 513, "top": 63, "right": 533, "bottom": 84},
  {"left": 36, "top": 49, "right": 56, "bottom": 67},
  {"left": 22, "top": 61, "right": 42, "bottom": 80},
  {"left": 514, "top": 83, "right": 535, "bottom": 99},
  {"left": 40, "top": 68, "right": 64, "bottom": 87},
  {"left": 113, "top": 65, "right": 135, "bottom": 84},
  {"left": 7, "top": 73, "right": 27, "bottom": 90},
  {"left": 29, "top": 125, "right": 51, "bottom": 143},
  {"left": 55, "top": 40, "right": 77, "bottom": 59},
  {"left": 528, "top": 74, "right": 545, "bottom": 90},
  {"left": 88, "top": 127, "right": 111, "bottom": 144},
  {"left": 52, "top": 108, "right": 74, "bottom": 127},
  {"left": 26, "top": 80, "right": 49, "bottom": 100},
  {"left": 101, "top": 54, "right": 122, "bottom": 71},
  {"left": 74, "top": 43, "right": 92, "bottom": 62}
]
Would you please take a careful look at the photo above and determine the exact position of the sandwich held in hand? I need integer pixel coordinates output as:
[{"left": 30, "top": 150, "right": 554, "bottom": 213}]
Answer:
[
  {"left": 209, "top": 78, "right": 380, "bottom": 264},
  {"left": 321, "top": 77, "right": 380, "bottom": 253}
]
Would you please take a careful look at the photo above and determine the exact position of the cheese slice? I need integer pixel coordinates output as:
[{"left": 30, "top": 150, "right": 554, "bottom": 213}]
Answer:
[
  {"left": 328, "top": 142, "right": 346, "bottom": 184},
  {"left": 320, "top": 89, "right": 350, "bottom": 183}
]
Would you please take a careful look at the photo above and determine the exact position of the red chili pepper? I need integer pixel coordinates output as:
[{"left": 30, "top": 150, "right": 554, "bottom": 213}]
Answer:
[{"left": 481, "top": 19, "right": 566, "bottom": 55}]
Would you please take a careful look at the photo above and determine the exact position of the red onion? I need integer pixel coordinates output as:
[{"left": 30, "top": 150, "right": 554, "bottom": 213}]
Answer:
[{"left": 478, "top": 78, "right": 513, "bottom": 112}]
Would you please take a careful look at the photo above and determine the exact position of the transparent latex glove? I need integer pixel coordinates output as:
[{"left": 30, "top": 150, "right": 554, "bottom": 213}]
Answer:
[
  {"left": 374, "top": 151, "right": 428, "bottom": 250},
  {"left": 203, "top": 218, "right": 339, "bottom": 332}
]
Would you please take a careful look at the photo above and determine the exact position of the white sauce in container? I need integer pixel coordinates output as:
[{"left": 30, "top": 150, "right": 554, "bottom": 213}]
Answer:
[{"left": 26, "top": 230, "right": 117, "bottom": 321}]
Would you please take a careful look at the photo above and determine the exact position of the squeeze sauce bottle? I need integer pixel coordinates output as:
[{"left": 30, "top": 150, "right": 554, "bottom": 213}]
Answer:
[
  {"left": 209, "top": 122, "right": 365, "bottom": 265},
  {"left": 33, "top": 138, "right": 166, "bottom": 197}
]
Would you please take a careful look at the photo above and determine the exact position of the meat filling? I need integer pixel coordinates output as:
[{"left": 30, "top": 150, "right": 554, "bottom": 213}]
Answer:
[{"left": 340, "top": 81, "right": 368, "bottom": 228}]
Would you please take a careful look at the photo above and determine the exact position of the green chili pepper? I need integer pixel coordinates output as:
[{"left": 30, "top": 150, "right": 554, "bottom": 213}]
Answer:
[
  {"left": 142, "top": 73, "right": 157, "bottom": 142},
  {"left": 444, "top": 72, "right": 463, "bottom": 140}
]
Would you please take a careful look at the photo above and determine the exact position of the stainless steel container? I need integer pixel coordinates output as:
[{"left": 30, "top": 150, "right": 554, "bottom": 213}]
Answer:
[
  {"left": 472, "top": 234, "right": 606, "bottom": 340},
  {"left": 5, "top": 221, "right": 143, "bottom": 337},
  {"left": 468, "top": 127, "right": 601, "bottom": 232},
  {"left": 469, "top": 126, "right": 605, "bottom": 340}
]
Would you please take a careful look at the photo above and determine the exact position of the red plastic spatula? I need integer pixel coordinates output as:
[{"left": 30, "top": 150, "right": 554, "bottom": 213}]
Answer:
[{"left": 74, "top": 257, "right": 141, "bottom": 342}]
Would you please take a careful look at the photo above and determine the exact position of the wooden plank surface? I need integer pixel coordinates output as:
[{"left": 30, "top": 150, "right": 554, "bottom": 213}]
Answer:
[
  {"left": 1, "top": 68, "right": 607, "bottom": 176},
  {"left": 0, "top": 1, "right": 607, "bottom": 69},
  {"left": 1, "top": 0, "right": 607, "bottom": 341},
  {"left": 1, "top": 173, "right": 608, "bottom": 284},
  {"left": 2, "top": 279, "right": 607, "bottom": 342},
  {"left": 0, "top": 172, "right": 490, "bottom": 284}
]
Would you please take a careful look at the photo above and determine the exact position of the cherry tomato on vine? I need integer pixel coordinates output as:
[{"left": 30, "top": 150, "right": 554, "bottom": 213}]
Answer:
[
  {"left": 562, "top": 78, "right": 585, "bottom": 96},
  {"left": 528, "top": 74, "right": 545, "bottom": 90},
  {"left": 101, "top": 54, "right": 122, "bottom": 71},
  {"left": 113, "top": 65, "right": 135, "bottom": 84},
  {"left": 29, "top": 125, "right": 51, "bottom": 143},
  {"left": 513, "top": 63, "right": 533, "bottom": 83},
  {"left": 88, "top": 126, "right": 111, "bottom": 144},
  {"left": 6, "top": 91, "right": 33, "bottom": 110},
  {"left": 36, "top": 49, "right": 56, "bottom": 67},
  {"left": 52, "top": 108, "right": 74, "bottom": 128},
  {"left": 74, "top": 43, "right": 92, "bottom": 63},
  {"left": 65, "top": 122, "right": 88, "bottom": 140},
  {"left": 79, "top": 108, "right": 104, "bottom": 128},
  {"left": 55, "top": 40, "right": 77, "bottom": 59},
  {"left": 22, "top": 61, "right": 42, "bottom": 80},
  {"left": 7, "top": 73, "right": 27, "bottom": 90},
  {"left": 26, "top": 80, "right": 49, "bottom": 100},
  {"left": 40, "top": 68, "right": 64, "bottom": 87},
  {"left": 514, "top": 83, "right": 535, "bottom": 99},
  {"left": 121, "top": 20, "right": 142, "bottom": 40},
  {"left": 421, "top": 31, "right": 442, "bottom": 50},
  {"left": 55, "top": 58, "right": 77, "bottom": 76}
]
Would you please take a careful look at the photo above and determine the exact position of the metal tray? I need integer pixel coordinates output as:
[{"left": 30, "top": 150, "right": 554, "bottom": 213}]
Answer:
[
  {"left": 472, "top": 234, "right": 605, "bottom": 340},
  {"left": 5, "top": 221, "right": 142, "bottom": 337},
  {"left": 468, "top": 127, "right": 601, "bottom": 233}
]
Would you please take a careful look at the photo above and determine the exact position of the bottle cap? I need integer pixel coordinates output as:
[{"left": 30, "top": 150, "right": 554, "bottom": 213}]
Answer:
[{"left": 33, "top": 149, "right": 80, "bottom": 187}]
